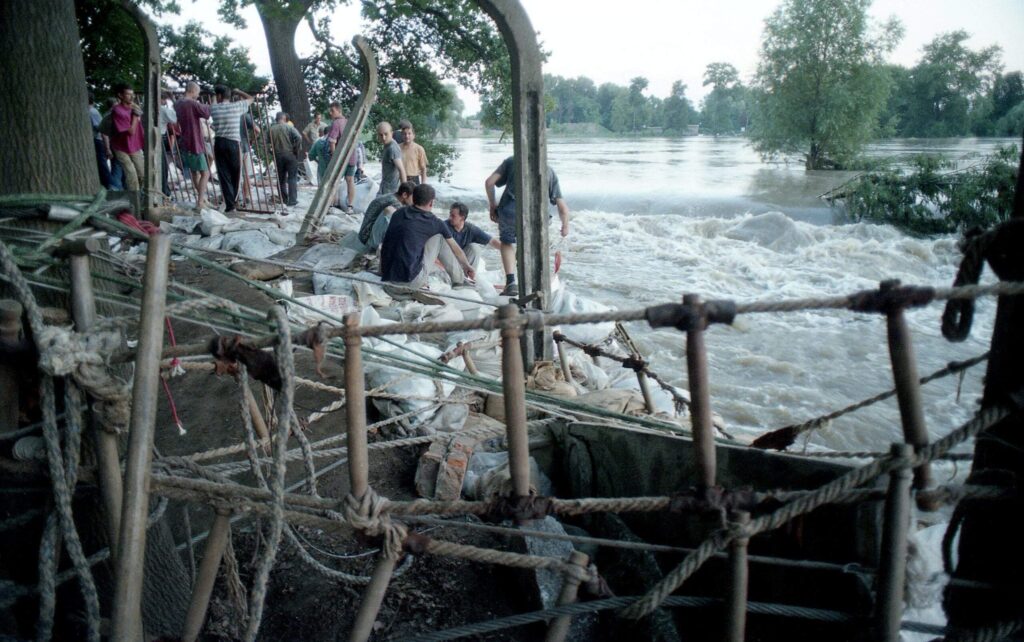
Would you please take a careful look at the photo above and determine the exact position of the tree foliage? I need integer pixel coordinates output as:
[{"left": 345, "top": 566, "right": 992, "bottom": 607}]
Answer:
[
  {"left": 699, "top": 63, "right": 749, "bottom": 135},
  {"left": 749, "top": 0, "right": 902, "bottom": 169},
  {"left": 160, "top": 22, "right": 268, "bottom": 91}
]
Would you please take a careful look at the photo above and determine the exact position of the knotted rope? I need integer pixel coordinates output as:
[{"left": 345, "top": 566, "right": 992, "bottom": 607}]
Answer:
[{"left": 343, "top": 489, "right": 409, "bottom": 561}]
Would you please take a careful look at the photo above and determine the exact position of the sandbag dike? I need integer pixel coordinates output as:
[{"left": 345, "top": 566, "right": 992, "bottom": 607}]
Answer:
[{"left": 529, "top": 421, "right": 879, "bottom": 642}]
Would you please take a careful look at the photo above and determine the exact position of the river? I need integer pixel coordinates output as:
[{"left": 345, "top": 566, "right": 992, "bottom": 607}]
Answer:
[{"left": 435, "top": 136, "right": 1016, "bottom": 454}]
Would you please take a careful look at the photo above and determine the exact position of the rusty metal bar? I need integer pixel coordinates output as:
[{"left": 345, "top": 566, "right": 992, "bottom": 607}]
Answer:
[
  {"left": 0, "top": 300, "right": 23, "bottom": 434},
  {"left": 110, "top": 233, "right": 171, "bottom": 642},
  {"left": 556, "top": 341, "right": 573, "bottom": 387},
  {"left": 257, "top": 97, "right": 283, "bottom": 212},
  {"left": 299, "top": 36, "right": 378, "bottom": 240},
  {"left": 636, "top": 370, "right": 655, "bottom": 414},
  {"left": 724, "top": 510, "right": 751, "bottom": 642},
  {"left": 881, "top": 280, "right": 933, "bottom": 497},
  {"left": 499, "top": 304, "right": 531, "bottom": 498},
  {"left": 544, "top": 550, "right": 589, "bottom": 642},
  {"left": 68, "top": 247, "right": 124, "bottom": 559},
  {"left": 181, "top": 508, "right": 231, "bottom": 642},
  {"left": 684, "top": 294, "right": 716, "bottom": 488},
  {"left": 874, "top": 443, "right": 913, "bottom": 642},
  {"left": 246, "top": 103, "right": 269, "bottom": 213}
]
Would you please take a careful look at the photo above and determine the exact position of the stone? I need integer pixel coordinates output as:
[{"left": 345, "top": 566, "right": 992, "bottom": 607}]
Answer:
[
  {"left": 434, "top": 433, "right": 479, "bottom": 500},
  {"left": 414, "top": 439, "right": 447, "bottom": 499}
]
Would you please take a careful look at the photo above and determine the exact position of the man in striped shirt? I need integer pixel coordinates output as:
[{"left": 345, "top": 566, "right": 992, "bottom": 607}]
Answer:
[{"left": 209, "top": 85, "right": 254, "bottom": 213}]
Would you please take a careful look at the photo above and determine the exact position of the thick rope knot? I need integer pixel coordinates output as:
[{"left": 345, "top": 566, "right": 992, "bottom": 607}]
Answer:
[
  {"left": 343, "top": 489, "right": 407, "bottom": 560},
  {"left": 582, "top": 563, "right": 614, "bottom": 597},
  {"left": 487, "top": 495, "right": 555, "bottom": 522}
]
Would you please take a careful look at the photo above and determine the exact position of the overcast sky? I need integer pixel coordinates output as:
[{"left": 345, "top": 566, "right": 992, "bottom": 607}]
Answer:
[{"left": 166, "top": 0, "right": 1024, "bottom": 114}]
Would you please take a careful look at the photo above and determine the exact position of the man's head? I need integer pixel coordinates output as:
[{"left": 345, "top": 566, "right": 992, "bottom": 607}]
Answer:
[
  {"left": 376, "top": 122, "right": 394, "bottom": 145},
  {"left": 275, "top": 112, "right": 288, "bottom": 123},
  {"left": 448, "top": 202, "right": 469, "bottom": 231},
  {"left": 399, "top": 120, "right": 415, "bottom": 144},
  {"left": 328, "top": 102, "right": 342, "bottom": 119},
  {"left": 161, "top": 89, "right": 172, "bottom": 102},
  {"left": 114, "top": 83, "right": 134, "bottom": 105},
  {"left": 412, "top": 183, "right": 435, "bottom": 209},
  {"left": 185, "top": 81, "right": 200, "bottom": 99},
  {"left": 313, "top": 113, "right": 322, "bottom": 122},
  {"left": 213, "top": 84, "right": 230, "bottom": 103},
  {"left": 396, "top": 181, "right": 415, "bottom": 205}
]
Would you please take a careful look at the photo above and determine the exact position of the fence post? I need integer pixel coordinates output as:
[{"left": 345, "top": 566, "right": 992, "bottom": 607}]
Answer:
[
  {"left": 181, "top": 508, "right": 231, "bottom": 642},
  {"left": 65, "top": 239, "right": 124, "bottom": 558},
  {"left": 683, "top": 294, "right": 716, "bottom": 489},
  {"left": 881, "top": 280, "right": 933, "bottom": 502},
  {"left": 724, "top": 510, "right": 751, "bottom": 642},
  {"left": 111, "top": 233, "right": 171, "bottom": 642},
  {"left": 555, "top": 338, "right": 574, "bottom": 385},
  {"left": 544, "top": 550, "right": 590, "bottom": 642},
  {"left": 874, "top": 443, "right": 914, "bottom": 642},
  {"left": 499, "top": 304, "right": 532, "bottom": 499},
  {"left": 344, "top": 313, "right": 398, "bottom": 642}
]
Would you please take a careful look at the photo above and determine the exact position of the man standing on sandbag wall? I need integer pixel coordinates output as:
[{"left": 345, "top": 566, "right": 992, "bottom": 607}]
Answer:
[
  {"left": 208, "top": 85, "right": 254, "bottom": 213},
  {"left": 270, "top": 112, "right": 302, "bottom": 207},
  {"left": 375, "top": 122, "right": 407, "bottom": 196},
  {"left": 174, "top": 82, "right": 212, "bottom": 212},
  {"left": 109, "top": 83, "right": 145, "bottom": 191}
]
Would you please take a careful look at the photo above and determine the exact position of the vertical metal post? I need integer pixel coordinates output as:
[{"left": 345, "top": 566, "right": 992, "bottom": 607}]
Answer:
[
  {"left": 0, "top": 300, "right": 23, "bottom": 433},
  {"left": 684, "top": 294, "right": 716, "bottom": 489},
  {"left": 636, "top": 370, "right": 655, "bottom": 414},
  {"left": 344, "top": 312, "right": 397, "bottom": 642},
  {"left": 181, "top": 508, "right": 231, "bottom": 642},
  {"left": 724, "top": 511, "right": 751, "bottom": 642},
  {"left": 875, "top": 443, "right": 914, "bottom": 642},
  {"left": 544, "top": 550, "right": 589, "bottom": 642},
  {"left": 67, "top": 243, "right": 124, "bottom": 558},
  {"left": 881, "top": 280, "right": 933, "bottom": 495},
  {"left": 556, "top": 340, "right": 573, "bottom": 386},
  {"left": 110, "top": 233, "right": 171, "bottom": 642},
  {"left": 499, "top": 304, "right": 531, "bottom": 498}
]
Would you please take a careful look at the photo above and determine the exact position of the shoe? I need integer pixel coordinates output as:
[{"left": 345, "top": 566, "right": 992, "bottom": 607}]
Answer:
[
  {"left": 346, "top": 206, "right": 354, "bottom": 215},
  {"left": 501, "top": 283, "right": 518, "bottom": 297}
]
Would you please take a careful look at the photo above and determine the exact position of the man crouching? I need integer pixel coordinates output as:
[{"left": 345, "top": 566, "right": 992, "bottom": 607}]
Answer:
[{"left": 381, "top": 184, "right": 475, "bottom": 288}]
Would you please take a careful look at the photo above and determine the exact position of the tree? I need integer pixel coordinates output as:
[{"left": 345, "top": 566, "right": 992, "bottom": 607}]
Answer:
[
  {"left": 596, "top": 82, "right": 625, "bottom": 131},
  {"left": 704, "top": 62, "right": 739, "bottom": 90},
  {"left": 663, "top": 81, "right": 695, "bottom": 133},
  {"left": 899, "top": 31, "right": 1002, "bottom": 137},
  {"left": 749, "top": 0, "right": 902, "bottom": 169},
  {"left": 160, "top": 22, "right": 269, "bottom": 91},
  {"left": 700, "top": 63, "right": 749, "bottom": 135}
]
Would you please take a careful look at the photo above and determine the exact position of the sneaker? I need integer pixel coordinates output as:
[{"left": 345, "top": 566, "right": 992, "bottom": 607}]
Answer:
[
  {"left": 501, "top": 283, "right": 519, "bottom": 297},
  {"left": 346, "top": 206, "right": 354, "bottom": 215}
]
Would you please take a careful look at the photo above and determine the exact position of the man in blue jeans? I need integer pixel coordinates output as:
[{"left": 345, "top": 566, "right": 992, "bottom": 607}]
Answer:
[{"left": 484, "top": 156, "right": 570, "bottom": 296}]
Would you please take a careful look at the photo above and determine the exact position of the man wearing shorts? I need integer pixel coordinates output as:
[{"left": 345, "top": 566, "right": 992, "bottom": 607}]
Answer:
[
  {"left": 174, "top": 81, "right": 212, "bottom": 211},
  {"left": 484, "top": 156, "right": 570, "bottom": 296}
]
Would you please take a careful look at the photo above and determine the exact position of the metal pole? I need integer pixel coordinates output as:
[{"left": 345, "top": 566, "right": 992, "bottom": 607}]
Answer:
[
  {"left": 544, "top": 550, "right": 589, "bottom": 642},
  {"left": 724, "top": 510, "right": 751, "bottom": 642},
  {"left": 881, "top": 280, "right": 933, "bottom": 496},
  {"left": 636, "top": 370, "right": 656, "bottom": 414},
  {"left": 684, "top": 294, "right": 716, "bottom": 489},
  {"left": 111, "top": 233, "right": 171, "bottom": 642},
  {"left": 67, "top": 243, "right": 124, "bottom": 558},
  {"left": 181, "top": 508, "right": 231, "bottom": 642},
  {"left": 343, "top": 312, "right": 399, "bottom": 642},
  {"left": 0, "top": 300, "right": 23, "bottom": 433},
  {"left": 556, "top": 340, "right": 574, "bottom": 386},
  {"left": 499, "top": 304, "right": 531, "bottom": 498},
  {"left": 874, "top": 443, "right": 914, "bottom": 642}
]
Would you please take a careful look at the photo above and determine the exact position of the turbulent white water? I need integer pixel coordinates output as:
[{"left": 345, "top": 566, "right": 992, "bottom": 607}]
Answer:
[{"left": 436, "top": 136, "right": 1013, "bottom": 454}]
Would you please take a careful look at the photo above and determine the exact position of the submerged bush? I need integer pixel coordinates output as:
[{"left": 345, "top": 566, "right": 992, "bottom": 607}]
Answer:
[{"left": 827, "top": 146, "right": 1018, "bottom": 235}]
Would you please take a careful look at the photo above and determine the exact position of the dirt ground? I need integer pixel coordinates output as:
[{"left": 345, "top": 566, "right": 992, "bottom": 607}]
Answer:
[{"left": 152, "top": 253, "right": 537, "bottom": 641}]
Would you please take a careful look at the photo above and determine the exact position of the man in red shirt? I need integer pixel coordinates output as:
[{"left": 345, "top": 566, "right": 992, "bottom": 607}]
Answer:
[
  {"left": 173, "top": 81, "right": 213, "bottom": 211},
  {"left": 110, "top": 83, "right": 145, "bottom": 191}
]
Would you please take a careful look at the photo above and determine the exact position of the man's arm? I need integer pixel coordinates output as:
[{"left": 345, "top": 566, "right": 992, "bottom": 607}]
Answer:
[
  {"left": 444, "top": 238, "right": 475, "bottom": 280},
  {"left": 419, "top": 147, "right": 428, "bottom": 184},
  {"left": 555, "top": 198, "right": 570, "bottom": 237},
  {"left": 488, "top": 238, "right": 502, "bottom": 250},
  {"left": 393, "top": 148, "right": 407, "bottom": 183},
  {"left": 232, "top": 88, "right": 254, "bottom": 105},
  {"left": 484, "top": 172, "right": 501, "bottom": 222}
]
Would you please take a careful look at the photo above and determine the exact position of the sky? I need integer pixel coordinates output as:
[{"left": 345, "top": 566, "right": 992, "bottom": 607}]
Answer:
[{"left": 166, "top": 0, "right": 1024, "bottom": 115}]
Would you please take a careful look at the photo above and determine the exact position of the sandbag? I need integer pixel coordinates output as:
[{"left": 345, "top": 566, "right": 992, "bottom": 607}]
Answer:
[
  {"left": 526, "top": 361, "right": 577, "bottom": 397},
  {"left": 230, "top": 260, "right": 285, "bottom": 281},
  {"left": 550, "top": 284, "right": 615, "bottom": 345},
  {"left": 574, "top": 388, "right": 647, "bottom": 416},
  {"left": 221, "top": 230, "right": 289, "bottom": 259},
  {"left": 365, "top": 341, "right": 456, "bottom": 431},
  {"left": 286, "top": 294, "right": 356, "bottom": 326}
]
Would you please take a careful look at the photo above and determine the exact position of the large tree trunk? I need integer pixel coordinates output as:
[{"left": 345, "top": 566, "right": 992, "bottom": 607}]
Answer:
[
  {"left": 257, "top": 1, "right": 312, "bottom": 135},
  {"left": 0, "top": 0, "right": 98, "bottom": 196}
]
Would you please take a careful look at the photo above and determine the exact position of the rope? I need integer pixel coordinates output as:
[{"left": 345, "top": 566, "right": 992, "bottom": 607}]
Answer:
[{"left": 939, "top": 618, "right": 1024, "bottom": 642}]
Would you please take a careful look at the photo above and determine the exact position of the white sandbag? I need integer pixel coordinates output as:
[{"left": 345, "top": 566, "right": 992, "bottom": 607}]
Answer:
[
  {"left": 350, "top": 272, "right": 393, "bottom": 307},
  {"left": 472, "top": 269, "right": 502, "bottom": 303},
  {"left": 190, "top": 235, "right": 224, "bottom": 251},
  {"left": 297, "top": 242, "right": 358, "bottom": 269},
  {"left": 321, "top": 214, "right": 360, "bottom": 235},
  {"left": 200, "top": 209, "right": 230, "bottom": 236},
  {"left": 365, "top": 341, "right": 456, "bottom": 429},
  {"left": 263, "top": 228, "right": 296, "bottom": 248},
  {"left": 286, "top": 294, "right": 356, "bottom": 326},
  {"left": 567, "top": 349, "right": 610, "bottom": 391},
  {"left": 305, "top": 157, "right": 317, "bottom": 186},
  {"left": 549, "top": 284, "right": 615, "bottom": 345},
  {"left": 352, "top": 178, "right": 377, "bottom": 214},
  {"left": 221, "top": 230, "right": 289, "bottom": 259},
  {"left": 358, "top": 305, "right": 405, "bottom": 346},
  {"left": 170, "top": 215, "right": 202, "bottom": 234}
]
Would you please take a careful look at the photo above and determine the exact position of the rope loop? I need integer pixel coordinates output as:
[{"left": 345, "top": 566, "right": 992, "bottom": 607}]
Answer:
[{"left": 343, "top": 488, "right": 408, "bottom": 560}]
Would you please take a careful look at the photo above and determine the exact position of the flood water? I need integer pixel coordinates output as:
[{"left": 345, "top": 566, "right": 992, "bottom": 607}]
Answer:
[{"left": 436, "top": 136, "right": 1016, "bottom": 453}]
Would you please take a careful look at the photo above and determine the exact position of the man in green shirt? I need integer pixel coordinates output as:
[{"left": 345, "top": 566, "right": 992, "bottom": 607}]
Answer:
[{"left": 270, "top": 112, "right": 303, "bottom": 207}]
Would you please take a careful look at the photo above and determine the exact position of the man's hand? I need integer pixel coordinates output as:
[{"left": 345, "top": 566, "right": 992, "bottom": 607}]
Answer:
[
  {"left": 489, "top": 204, "right": 498, "bottom": 223},
  {"left": 131, "top": 104, "right": 143, "bottom": 117},
  {"left": 464, "top": 265, "right": 476, "bottom": 281},
  {"left": 561, "top": 222, "right": 569, "bottom": 237}
]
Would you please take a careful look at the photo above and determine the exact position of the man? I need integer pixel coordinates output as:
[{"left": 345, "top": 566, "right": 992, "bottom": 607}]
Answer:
[
  {"left": 398, "top": 120, "right": 427, "bottom": 185},
  {"left": 484, "top": 156, "right": 570, "bottom": 296},
  {"left": 88, "top": 90, "right": 110, "bottom": 188},
  {"left": 270, "top": 112, "right": 302, "bottom": 207},
  {"left": 174, "top": 81, "right": 212, "bottom": 211},
  {"left": 375, "top": 121, "right": 406, "bottom": 196},
  {"left": 110, "top": 83, "right": 145, "bottom": 191},
  {"left": 358, "top": 181, "right": 415, "bottom": 251},
  {"left": 302, "top": 112, "right": 323, "bottom": 146},
  {"left": 208, "top": 84, "right": 254, "bottom": 213},
  {"left": 326, "top": 102, "right": 358, "bottom": 213},
  {"left": 157, "top": 89, "right": 177, "bottom": 198},
  {"left": 307, "top": 126, "right": 331, "bottom": 185},
  {"left": 381, "top": 184, "right": 474, "bottom": 288},
  {"left": 439, "top": 201, "right": 500, "bottom": 285}
]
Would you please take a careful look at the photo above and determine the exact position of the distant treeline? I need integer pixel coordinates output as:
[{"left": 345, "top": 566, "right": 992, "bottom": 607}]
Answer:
[{"left": 537, "top": 32, "right": 1023, "bottom": 140}]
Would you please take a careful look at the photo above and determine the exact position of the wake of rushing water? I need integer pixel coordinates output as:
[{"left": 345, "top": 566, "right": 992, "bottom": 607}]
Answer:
[{"left": 434, "top": 136, "right": 1006, "bottom": 453}]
